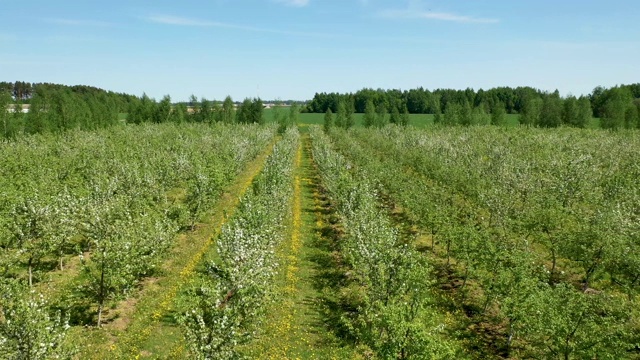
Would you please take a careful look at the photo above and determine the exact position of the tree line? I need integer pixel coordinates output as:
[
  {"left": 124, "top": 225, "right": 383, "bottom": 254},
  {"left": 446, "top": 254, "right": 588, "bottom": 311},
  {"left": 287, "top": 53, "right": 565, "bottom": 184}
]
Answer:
[
  {"left": 1, "top": 82, "right": 136, "bottom": 139},
  {"left": 0, "top": 82, "right": 285, "bottom": 139},
  {"left": 127, "top": 94, "right": 300, "bottom": 132},
  {"left": 4, "top": 81, "right": 640, "bottom": 138},
  {"left": 127, "top": 94, "right": 270, "bottom": 125},
  {"left": 308, "top": 84, "right": 640, "bottom": 129}
]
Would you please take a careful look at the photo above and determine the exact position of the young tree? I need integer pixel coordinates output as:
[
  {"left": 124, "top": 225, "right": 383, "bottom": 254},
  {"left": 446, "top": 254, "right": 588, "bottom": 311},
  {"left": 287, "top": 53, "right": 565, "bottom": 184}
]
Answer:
[
  {"left": 345, "top": 97, "right": 356, "bottom": 129},
  {"left": 363, "top": 99, "right": 376, "bottom": 128},
  {"left": 220, "top": 96, "right": 235, "bottom": 124},
  {"left": 288, "top": 103, "right": 299, "bottom": 125},
  {"left": 400, "top": 104, "right": 410, "bottom": 126},
  {"left": 0, "top": 279, "right": 73, "bottom": 359},
  {"left": 562, "top": 95, "right": 579, "bottom": 126},
  {"left": 601, "top": 87, "right": 632, "bottom": 130},
  {"left": 525, "top": 284, "right": 629, "bottom": 359},
  {"left": 375, "top": 102, "right": 388, "bottom": 128},
  {"left": 624, "top": 105, "right": 638, "bottom": 129},
  {"left": 459, "top": 100, "right": 473, "bottom": 126},
  {"left": 86, "top": 95, "right": 110, "bottom": 129},
  {"left": 443, "top": 102, "right": 460, "bottom": 126},
  {"left": 271, "top": 100, "right": 283, "bottom": 126},
  {"left": 235, "top": 98, "right": 252, "bottom": 124},
  {"left": 323, "top": 108, "right": 334, "bottom": 133},
  {"left": 73, "top": 94, "right": 93, "bottom": 130},
  {"left": 154, "top": 95, "right": 172, "bottom": 123},
  {"left": 520, "top": 98, "right": 542, "bottom": 127},
  {"left": 199, "top": 98, "right": 213, "bottom": 124},
  {"left": 389, "top": 105, "right": 401, "bottom": 125},
  {"left": 25, "top": 88, "right": 52, "bottom": 134},
  {"left": 49, "top": 90, "right": 89, "bottom": 132},
  {"left": 81, "top": 199, "right": 136, "bottom": 327},
  {"left": 10, "top": 196, "right": 54, "bottom": 287},
  {"left": 575, "top": 96, "right": 592, "bottom": 128},
  {"left": 335, "top": 100, "right": 346, "bottom": 128},
  {"left": 491, "top": 101, "right": 507, "bottom": 126},
  {"left": 538, "top": 93, "right": 562, "bottom": 127},
  {"left": 48, "top": 193, "right": 78, "bottom": 272},
  {"left": 6, "top": 102, "right": 24, "bottom": 137},
  {"left": 211, "top": 101, "right": 222, "bottom": 123},
  {"left": 250, "top": 98, "right": 264, "bottom": 124},
  {"left": 188, "top": 94, "right": 200, "bottom": 122},
  {"left": 0, "top": 90, "right": 10, "bottom": 138},
  {"left": 472, "top": 106, "right": 490, "bottom": 125},
  {"left": 171, "top": 103, "right": 188, "bottom": 124},
  {"left": 185, "top": 168, "right": 222, "bottom": 231},
  {"left": 128, "top": 93, "right": 156, "bottom": 125},
  {"left": 432, "top": 96, "right": 442, "bottom": 124}
]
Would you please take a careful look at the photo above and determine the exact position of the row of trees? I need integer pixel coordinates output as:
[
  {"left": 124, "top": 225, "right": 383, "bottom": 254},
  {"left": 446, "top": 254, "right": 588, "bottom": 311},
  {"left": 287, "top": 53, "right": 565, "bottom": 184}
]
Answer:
[
  {"left": 0, "top": 82, "right": 136, "bottom": 107},
  {"left": 127, "top": 95, "right": 269, "bottom": 125},
  {"left": 0, "top": 81, "right": 36, "bottom": 102},
  {"left": 1, "top": 83, "right": 298, "bottom": 140},
  {"left": 1, "top": 83, "right": 135, "bottom": 139},
  {"left": 310, "top": 127, "right": 462, "bottom": 358},
  {"left": 435, "top": 93, "right": 596, "bottom": 128},
  {"left": 306, "top": 86, "right": 544, "bottom": 115},
  {"left": 307, "top": 84, "right": 640, "bottom": 129},
  {"left": 329, "top": 126, "right": 639, "bottom": 358},
  {"left": 180, "top": 128, "right": 299, "bottom": 359},
  {"left": 1, "top": 123, "right": 277, "bottom": 358},
  {"left": 597, "top": 86, "right": 640, "bottom": 129}
]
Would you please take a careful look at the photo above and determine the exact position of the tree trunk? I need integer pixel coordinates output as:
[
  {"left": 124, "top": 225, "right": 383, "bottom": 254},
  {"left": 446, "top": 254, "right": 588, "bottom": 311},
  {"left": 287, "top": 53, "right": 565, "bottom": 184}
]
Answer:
[
  {"left": 460, "top": 266, "right": 469, "bottom": 302},
  {"left": 98, "top": 259, "right": 105, "bottom": 327},
  {"left": 549, "top": 245, "right": 558, "bottom": 285},
  {"left": 28, "top": 257, "right": 33, "bottom": 287},
  {"left": 98, "top": 302, "right": 103, "bottom": 328},
  {"left": 59, "top": 256, "right": 64, "bottom": 271},
  {"left": 506, "top": 320, "right": 515, "bottom": 355}
]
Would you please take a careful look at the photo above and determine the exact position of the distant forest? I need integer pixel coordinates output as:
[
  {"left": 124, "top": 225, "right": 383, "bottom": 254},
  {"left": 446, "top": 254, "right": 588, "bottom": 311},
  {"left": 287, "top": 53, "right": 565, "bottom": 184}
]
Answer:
[
  {"left": 2, "top": 81, "right": 640, "bottom": 139},
  {"left": 306, "top": 84, "right": 640, "bottom": 128},
  {"left": 0, "top": 81, "right": 136, "bottom": 137}
]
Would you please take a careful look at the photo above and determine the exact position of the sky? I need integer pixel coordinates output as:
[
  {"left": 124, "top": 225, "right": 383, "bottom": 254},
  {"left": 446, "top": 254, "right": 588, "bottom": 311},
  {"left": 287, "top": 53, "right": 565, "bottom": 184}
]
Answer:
[{"left": 0, "top": 0, "right": 638, "bottom": 101}]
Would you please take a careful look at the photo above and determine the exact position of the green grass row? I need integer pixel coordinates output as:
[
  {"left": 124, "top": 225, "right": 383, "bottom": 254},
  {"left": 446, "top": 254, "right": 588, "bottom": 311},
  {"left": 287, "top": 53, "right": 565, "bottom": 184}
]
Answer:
[{"left": 117, "top": 109, "right": 601, "bottom": 128}]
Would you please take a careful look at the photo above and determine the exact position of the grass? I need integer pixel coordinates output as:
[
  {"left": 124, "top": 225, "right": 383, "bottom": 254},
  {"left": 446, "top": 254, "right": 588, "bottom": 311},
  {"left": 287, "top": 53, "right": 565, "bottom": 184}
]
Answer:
[{"left": 242, "top": 133, "right": 360, "bottom": 359}]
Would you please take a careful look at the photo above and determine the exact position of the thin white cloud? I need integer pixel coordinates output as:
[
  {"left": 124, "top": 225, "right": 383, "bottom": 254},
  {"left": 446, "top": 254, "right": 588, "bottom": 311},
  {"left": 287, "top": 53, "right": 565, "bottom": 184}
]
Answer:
[
  {"left": 145, "top": 14, "right": 330, "bottom": 37},
  {"left": 379, "top": 9, "right": 499, "bottom": 24},
  {"left": 145, "top": 15, "right": 217, "bottom": 27},
  {"left": 46, "top": 18, "right": 115, "bottom": 27},
  {"left": 144, "top": 14, "right": 463, "bottom": 45},
  {"left": 274, "top": 0, "right": 309, "bottom": 7}
]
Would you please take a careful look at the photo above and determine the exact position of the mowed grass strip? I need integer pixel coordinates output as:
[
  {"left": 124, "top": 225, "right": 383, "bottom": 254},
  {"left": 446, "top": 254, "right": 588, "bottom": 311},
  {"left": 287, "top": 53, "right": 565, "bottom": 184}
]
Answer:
[
  {"left": 77, "top": 139, "right": 278, "bottom": 359},
  {"left": 239, "top": 133, "right": 304, "bottom": 359},
  {"left": 243, "top": 133, "right": 360, "bottom": 359}
]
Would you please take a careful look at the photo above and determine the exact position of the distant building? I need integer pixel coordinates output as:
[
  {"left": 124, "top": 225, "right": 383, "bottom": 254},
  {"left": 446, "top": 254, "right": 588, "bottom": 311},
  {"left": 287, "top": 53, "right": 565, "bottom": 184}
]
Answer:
[{"left": 5, "top": 104, "right": 30, "bottom": 113}]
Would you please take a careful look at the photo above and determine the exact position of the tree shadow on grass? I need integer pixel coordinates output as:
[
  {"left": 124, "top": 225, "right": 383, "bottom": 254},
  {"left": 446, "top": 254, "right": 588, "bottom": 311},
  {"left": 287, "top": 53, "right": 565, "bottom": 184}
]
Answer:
[{"left": 299, "top": 153, "right": 358, "bottom": 346}]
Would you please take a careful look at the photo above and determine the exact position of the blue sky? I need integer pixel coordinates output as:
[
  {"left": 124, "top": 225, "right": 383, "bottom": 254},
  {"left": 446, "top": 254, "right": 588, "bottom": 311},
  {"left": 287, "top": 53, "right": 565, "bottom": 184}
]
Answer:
[{"left": 0, "top": 0, "right": 638, "bottom": 101}]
